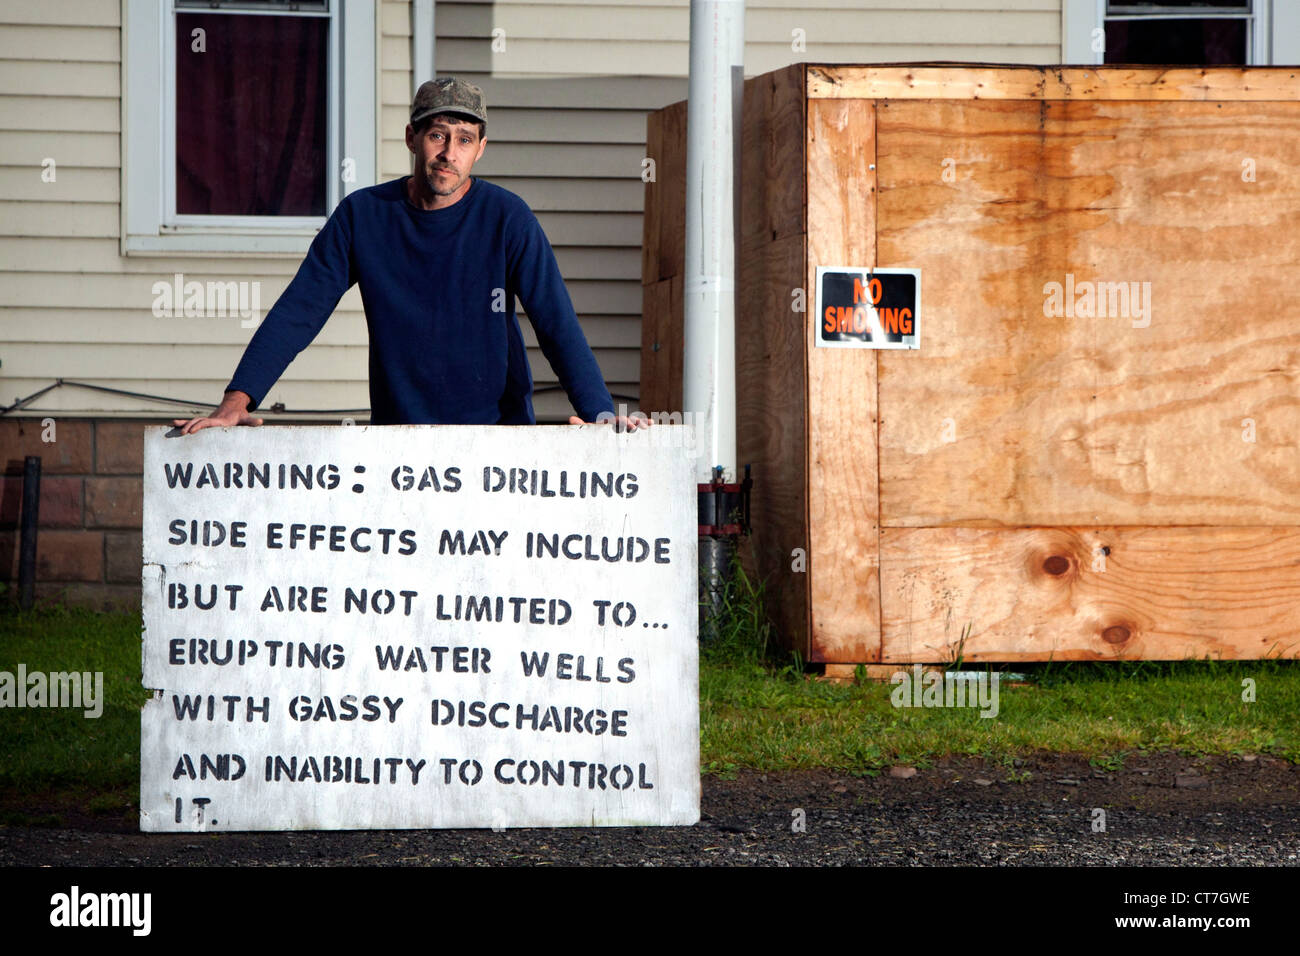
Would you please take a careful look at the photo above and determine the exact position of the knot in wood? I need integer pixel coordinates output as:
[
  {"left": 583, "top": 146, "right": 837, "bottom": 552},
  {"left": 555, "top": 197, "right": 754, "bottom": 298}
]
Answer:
[
  {"left": 1042, "top": 555, "right": 1071, "bottom": 576},
  {"left": 1102, "top": 625, "right": 1132, "bottom": 644}
]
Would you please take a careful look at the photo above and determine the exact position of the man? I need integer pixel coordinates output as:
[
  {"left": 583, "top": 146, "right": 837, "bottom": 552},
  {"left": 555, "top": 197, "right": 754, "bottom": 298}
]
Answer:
[{"left": 174, "top": 77, "right": 646, "bottom": 434}]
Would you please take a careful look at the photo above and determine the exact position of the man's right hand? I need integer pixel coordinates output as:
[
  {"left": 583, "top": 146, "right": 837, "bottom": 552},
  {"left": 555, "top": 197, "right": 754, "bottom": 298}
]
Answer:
[{"left": 173, "top": 390, "right": 263, "bottom": 435}]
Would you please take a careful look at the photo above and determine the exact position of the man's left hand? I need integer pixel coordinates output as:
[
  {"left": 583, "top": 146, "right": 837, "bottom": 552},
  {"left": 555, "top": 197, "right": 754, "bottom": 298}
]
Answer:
[{"left": 569, "top": 413, "right": 652, "bottom": 432}]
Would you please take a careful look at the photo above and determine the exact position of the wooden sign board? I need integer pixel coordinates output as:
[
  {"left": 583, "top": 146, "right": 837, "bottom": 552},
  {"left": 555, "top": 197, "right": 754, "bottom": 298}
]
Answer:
[{"left": 139, "top": 425, "right": 699, "bottom": 831}]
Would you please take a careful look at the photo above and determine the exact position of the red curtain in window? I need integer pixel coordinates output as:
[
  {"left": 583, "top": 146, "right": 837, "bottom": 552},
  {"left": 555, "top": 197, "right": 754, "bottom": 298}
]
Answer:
[{"left": 176, "top": 12, "right": 329, "bottom": 216}]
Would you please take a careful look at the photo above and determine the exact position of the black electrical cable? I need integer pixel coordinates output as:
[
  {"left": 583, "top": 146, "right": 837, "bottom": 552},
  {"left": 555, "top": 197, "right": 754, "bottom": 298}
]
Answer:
[{"left": 2, "top": 379, "right": 642, "bottom": 418}]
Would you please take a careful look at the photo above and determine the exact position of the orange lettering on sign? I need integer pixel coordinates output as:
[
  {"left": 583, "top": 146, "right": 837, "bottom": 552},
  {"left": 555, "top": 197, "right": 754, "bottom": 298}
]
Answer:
[{"left": 823, "top": 306, "right": 836, "bottom": 333}]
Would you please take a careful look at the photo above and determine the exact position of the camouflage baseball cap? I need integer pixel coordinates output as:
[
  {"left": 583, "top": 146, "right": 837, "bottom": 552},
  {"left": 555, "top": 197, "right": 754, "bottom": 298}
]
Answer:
[{"left": 410, "top": 77, "right": 487, "bottom": 129}]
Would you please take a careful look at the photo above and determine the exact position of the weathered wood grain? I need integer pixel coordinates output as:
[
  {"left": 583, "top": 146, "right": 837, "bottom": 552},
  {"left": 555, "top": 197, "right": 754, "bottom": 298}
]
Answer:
[
  {"left": 641, "top": 107, "right": 664, "bottom": 286},
  {"left": 805, "top": 97, "right": 881, "bottom": 663},
  {"left": 737, "top": 233, "right": 808, "bottom": 653},
  {"left": 639, "top": 276, "right": 671, "bottom": 415},
  {"left": 733, "top": 63, "right": 812, "bottom": 655},
  {"left": 880, "top": 526, "right": 1300, "bottom": 662},
  {"left": 658, "top": 99, "right": 688, "bottom": 283},
  {"left": 741, "top": 63, "right": 807, "bottom": 252},
  {"left": 875, "top": 98, "right": 1300, "bottom": 527},
  {"left": 809, "top": 65, "right": 1300, "bottom": 102}
]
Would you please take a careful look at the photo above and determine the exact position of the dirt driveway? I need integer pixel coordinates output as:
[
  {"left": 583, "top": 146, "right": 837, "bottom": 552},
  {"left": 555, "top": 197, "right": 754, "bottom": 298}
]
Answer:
[{"left": 2, "top": 752, "right": 1296, "bottom": 866}]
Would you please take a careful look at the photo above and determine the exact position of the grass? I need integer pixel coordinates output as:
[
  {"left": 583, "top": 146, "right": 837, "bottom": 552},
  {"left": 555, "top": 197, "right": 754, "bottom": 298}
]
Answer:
[
  {"left": 0, "top": 604, "right": 151, "bottom": 793},
  {"left": 1, "top": 572, "right": 1298, "bottom": 798},
  {"left": 700, "top": 558, "right": 1300, "bottom": 776}
]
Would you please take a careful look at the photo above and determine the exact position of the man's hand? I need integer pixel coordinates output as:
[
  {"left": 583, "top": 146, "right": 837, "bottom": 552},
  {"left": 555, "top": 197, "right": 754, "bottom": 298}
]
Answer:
[
  {"left": 569, "top": 413, "right": 652, "bottom": 432},
  {"left": 173, "top": 390, "right": 263, "bottom": 435}
]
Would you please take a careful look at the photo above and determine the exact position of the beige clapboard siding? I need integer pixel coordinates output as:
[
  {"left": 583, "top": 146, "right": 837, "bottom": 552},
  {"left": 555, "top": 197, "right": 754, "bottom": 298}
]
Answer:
[
  {"left": 470, "top": 142, "right": 643, "bottom": 177},
  {"left": 440, "top": 40, "right": 1060, "bottom": 76},
  {"left": 7, "top": 340, "right": 637, "bottom": 390},
  {"left": 5, "top": 340, "right": 640, "bottom": 383},
  {"left": 0, "top": 26, "right": 119, "bottom": 62},
  {"left": 0, "top": 236, "right": 638, "bottom": 282},
  {"left": 0, "top": 0, "right": 119, "bottom": 27},
  {"left": 0, "top": 309, "right": 371, "bottom": 347},
  {"left": 4, "top": 131, "right": 117, "bottom": 167},
  {"left": 2, "top": 378, "right": 373, "bottom": 418},
  {"left": 3, "top": 332, "right": 639, "bottom": 392},
  {"left": 380, "top": 0, "right": 411, "bottom": 180},
  {"left": 0, "top": 269, "right": 635, "bottom": 317},
  {"left": 483, "top": 178, "right": 644, "bottom": 213},
  {"left": 0, "top": 378, "right": 619, "bottom": 421},
  {"left": 0, "top": 309, "right": 635, "bottom": 349},
  {"left": 473, "top": 75, "right": 688, "bottom": 109},
  {"left": 0, "top": 59, "right": 120, "bottom": 97},
  {"left": 0, "top": 95, "right": 118, "bottom": 132},
  {"left": 1, "top": 201, "right": 118, "bottom": 237},
  {"left": 439, "top": 3, "right": 1056, "bottom": 44},
  {"left": 436, "top": 4, "right": 1060, "bottom": 76},
  {"left": 0, "top": 167, "right": 120, "bottom": 203}
]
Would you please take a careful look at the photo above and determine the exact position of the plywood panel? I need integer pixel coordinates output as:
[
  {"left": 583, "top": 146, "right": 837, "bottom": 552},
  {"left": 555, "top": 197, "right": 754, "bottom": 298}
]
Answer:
[
  {"left": 740, "top": 63, "right": 805, "bottom": 251},
  {"left": 876, "top": 98, "right": 1300, "bottom": 528},
  {"left": 880, "top": 526, "right": 1300, "bottom": 662},
  {"left": 637, "top": 273, "right": 686, "bottom": 416},
  {"left": 657, "top": 100, "right": 687, "bottom": 283},
  {"left": 805, "top": 97, "right": 880, "bottom": 663},
  {"left": 809, "top": 66, "right": 1300, "bottom": 102},
  {"left": 638, "top": 276, "right": 673, "bottom": 416},
  {"left": 734, "top": 63, "right": 809, "bottom": 655},
  {"left": 736, "top": 233, "right": 809, "bottom": 654}
]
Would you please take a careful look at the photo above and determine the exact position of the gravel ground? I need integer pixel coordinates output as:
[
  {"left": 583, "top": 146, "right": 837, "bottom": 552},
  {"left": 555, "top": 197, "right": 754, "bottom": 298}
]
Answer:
[{"left": 2, "top": 752, "right": 1296, "bottom": 866}]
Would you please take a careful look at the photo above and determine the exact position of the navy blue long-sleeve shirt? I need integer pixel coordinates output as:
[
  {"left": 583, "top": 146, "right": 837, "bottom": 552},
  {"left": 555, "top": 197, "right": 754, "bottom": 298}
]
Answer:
[{"left": 226, "top": 176, "right": 615, "bottom": 425}]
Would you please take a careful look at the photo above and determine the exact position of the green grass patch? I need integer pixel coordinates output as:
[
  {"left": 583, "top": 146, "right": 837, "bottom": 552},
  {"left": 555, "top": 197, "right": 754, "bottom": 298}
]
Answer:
[
  {"left": 1, "top": 580, "right": 1298, "bottom": 797},
  {"left": 0, "top": 604, "right": 150, "bottom": 791},
  {"left": 700, "top": 560, "right": 1300, "bottom": 775}
]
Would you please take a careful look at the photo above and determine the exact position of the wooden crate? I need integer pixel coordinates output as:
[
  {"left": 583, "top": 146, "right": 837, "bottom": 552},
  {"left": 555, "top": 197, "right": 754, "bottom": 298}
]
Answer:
[{"left": 641, "top": 64, "right": 1300, "bottom": 664}]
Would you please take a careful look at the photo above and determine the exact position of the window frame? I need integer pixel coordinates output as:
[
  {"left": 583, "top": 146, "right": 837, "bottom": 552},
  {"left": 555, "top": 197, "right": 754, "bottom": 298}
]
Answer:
[
  {"left": 121, "top": 0, "right": 376, "bottom": 256},
  {"left": 1061, "top": 0, "right": 1298, "bottom": 66}
]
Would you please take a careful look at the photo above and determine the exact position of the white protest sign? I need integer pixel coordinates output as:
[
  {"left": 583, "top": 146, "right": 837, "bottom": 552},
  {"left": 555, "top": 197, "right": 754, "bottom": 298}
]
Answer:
[{"left": 139, "top": 425, "right": 699, "bottom": 831}]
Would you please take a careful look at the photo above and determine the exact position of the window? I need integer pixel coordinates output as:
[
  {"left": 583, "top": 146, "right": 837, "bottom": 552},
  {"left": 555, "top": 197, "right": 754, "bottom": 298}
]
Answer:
[
  {"left": 1105, "top": 2, "right": 1258, "bottom": 64},
  {"left": 1063, "top": 0, "right": 1300, "bottom": 65},
  {"left": 123, "top": 0, "right": 376, "bottom": 255}
]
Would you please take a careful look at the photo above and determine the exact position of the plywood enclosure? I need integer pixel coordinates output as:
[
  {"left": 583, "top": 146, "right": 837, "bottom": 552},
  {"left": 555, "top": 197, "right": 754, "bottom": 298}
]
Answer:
[{"left": 641, "top": 65, "right": 1300, "bottom": 664}]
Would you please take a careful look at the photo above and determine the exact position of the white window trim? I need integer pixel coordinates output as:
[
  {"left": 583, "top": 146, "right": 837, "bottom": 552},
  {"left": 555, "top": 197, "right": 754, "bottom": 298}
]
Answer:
[
  {"left": 1063, "top": 0, "right": 1282, "bottom": 66},
  {"left": 121, "top": 0, "right": 376, "bottom": 257}
]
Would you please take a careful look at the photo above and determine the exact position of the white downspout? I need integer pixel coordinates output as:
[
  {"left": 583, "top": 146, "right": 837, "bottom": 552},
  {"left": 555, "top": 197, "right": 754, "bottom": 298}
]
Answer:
[{"left": 684, "top": 0, "right": 744, "bottom": 484}]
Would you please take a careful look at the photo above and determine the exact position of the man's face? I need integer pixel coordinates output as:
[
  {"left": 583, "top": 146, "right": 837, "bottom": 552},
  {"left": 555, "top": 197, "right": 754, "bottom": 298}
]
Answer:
[{"left": 406, "top": 114, "right": 487, "bottom": 200}]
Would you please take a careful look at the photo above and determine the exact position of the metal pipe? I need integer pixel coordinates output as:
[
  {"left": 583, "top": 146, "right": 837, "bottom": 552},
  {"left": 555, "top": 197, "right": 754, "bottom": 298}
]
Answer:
[
  {"left": 684, "top": 0, "right": 743, "bottom": 485},
  {"left": 685, "top": 0, "right": 744, "bottom": 640},
  {"left": 18, "top": 455, "right": 41, "bottom": 610}
]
